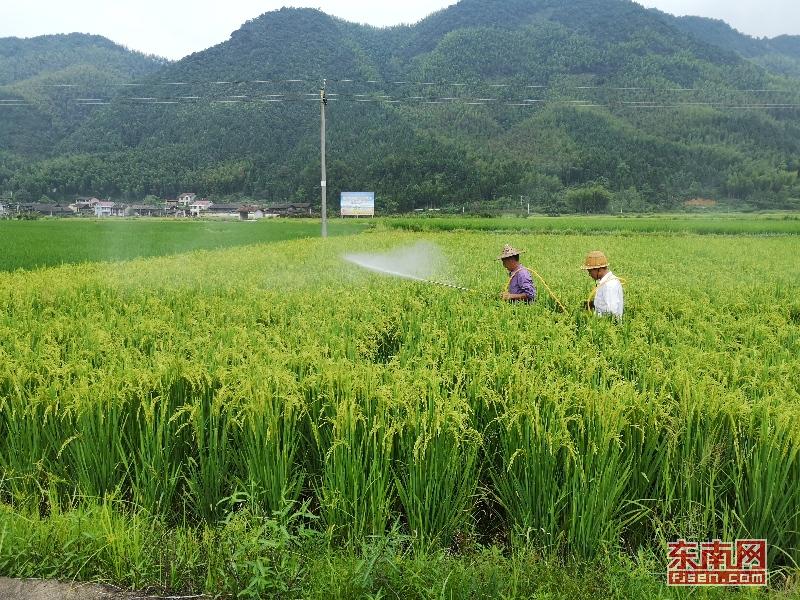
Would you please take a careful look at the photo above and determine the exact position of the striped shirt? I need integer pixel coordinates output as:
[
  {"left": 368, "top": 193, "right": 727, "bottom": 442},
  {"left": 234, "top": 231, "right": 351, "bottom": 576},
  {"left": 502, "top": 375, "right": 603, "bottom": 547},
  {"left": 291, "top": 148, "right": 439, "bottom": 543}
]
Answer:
[{"left": 508, "top": 266, "right": 537, "bottom": 303}]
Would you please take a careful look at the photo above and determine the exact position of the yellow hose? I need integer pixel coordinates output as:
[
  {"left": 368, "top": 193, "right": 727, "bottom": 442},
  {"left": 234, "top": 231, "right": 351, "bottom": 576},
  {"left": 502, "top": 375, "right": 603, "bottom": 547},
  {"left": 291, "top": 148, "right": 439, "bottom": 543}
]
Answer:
[{"left": 531, "top": 269, "right": 567, "bottom": 313}]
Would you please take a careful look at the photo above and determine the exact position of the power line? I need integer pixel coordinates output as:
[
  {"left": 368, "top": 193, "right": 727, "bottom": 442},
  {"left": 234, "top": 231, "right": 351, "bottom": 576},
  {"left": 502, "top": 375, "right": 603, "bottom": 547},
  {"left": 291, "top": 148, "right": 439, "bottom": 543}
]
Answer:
[
  {"left": 5, "top": 75, "right": 798, "bottom": 96},
  {"left": 1, "top": 93, "right": 799, "bottom": 110},
  {"left": 2, "top": 85, "right": 800, "bottom": 112}
]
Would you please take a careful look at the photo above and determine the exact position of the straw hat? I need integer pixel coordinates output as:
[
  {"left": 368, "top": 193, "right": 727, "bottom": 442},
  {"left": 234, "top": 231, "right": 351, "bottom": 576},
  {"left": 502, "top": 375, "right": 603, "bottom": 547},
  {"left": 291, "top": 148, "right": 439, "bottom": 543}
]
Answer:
[
  {"left": 498, "top": 244, "right": 524, "bottom": 260},
  {"left": 581, "top": 250, "right": 609, "bottom": 270}
]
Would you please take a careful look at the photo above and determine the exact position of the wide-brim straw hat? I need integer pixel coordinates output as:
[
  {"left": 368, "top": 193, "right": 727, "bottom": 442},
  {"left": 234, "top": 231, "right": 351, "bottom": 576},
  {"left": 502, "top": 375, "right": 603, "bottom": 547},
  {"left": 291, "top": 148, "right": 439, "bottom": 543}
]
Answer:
[
  {"left": 498, "top": 244, "right": 525, "bottom": 260},
  {"left": 581, "top": 250, "right": 609, "bottom": 270}
]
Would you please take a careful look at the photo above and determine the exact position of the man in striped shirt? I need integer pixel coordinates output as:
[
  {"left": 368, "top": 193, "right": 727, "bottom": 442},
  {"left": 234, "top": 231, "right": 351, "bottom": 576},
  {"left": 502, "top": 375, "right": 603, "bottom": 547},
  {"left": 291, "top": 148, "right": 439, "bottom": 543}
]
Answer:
[{"left": 498, "top": 244, "right": 537, "bottom": 303}]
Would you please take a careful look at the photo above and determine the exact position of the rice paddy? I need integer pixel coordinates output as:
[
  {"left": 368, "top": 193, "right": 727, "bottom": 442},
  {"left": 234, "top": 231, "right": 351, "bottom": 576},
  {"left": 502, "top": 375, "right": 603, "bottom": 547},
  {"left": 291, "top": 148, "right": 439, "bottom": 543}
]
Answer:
[{"left": 0, "top": 219, "right": 798, "bottom": 597}]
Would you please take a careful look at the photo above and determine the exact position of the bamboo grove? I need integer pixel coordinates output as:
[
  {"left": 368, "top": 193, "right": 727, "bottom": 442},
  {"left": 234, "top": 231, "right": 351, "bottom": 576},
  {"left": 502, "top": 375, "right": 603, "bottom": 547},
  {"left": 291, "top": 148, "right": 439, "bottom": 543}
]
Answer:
[{"left": 1, "top": 229, "right": 799, "bottom": 571}]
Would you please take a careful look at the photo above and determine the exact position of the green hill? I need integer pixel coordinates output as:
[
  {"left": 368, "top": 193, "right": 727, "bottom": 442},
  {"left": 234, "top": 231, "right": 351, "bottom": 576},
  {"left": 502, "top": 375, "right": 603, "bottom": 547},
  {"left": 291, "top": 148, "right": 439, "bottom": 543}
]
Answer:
[
  {"left": 2, "top": 0, "right": 799, "bottom": 211},
  {"left": 0, "top": 34, "right": 167, "bottom": 158},
  {"left": 0, "top": 33, "right": 166, "bottom": 85}
]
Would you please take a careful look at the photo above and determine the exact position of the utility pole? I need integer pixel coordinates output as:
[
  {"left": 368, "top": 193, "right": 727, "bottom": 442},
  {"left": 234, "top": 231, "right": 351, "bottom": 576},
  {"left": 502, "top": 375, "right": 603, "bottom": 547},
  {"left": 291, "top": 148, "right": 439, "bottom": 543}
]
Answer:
[{"left": 320, "top": 80, "right": 328, "bottom": 238}]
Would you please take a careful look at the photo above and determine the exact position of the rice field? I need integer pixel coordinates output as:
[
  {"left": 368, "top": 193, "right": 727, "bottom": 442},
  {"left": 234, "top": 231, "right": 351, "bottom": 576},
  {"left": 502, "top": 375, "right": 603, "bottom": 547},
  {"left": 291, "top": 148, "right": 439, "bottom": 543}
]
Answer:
[
  {"left": 0, "top": 218, "right": 367, "bottom": 271},
  {"left": 0, "top": 221, "right": 799, "bottom": 597},
  {"left": 385, "top": 213, "right": 800, "bottom": 235}
]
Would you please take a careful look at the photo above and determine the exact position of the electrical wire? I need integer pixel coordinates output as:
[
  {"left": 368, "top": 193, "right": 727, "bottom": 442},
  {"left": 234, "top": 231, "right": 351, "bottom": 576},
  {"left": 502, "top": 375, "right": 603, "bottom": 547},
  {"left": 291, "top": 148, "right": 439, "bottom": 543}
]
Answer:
[
  {"left": 2, "top": 92, "right": 797, "bottom": 110},
  {"left": 4, "top": 67, "right": 798, "bottom": 115},
  {"left": 11, "top": 75, "right": 799, "bottom": 97}
]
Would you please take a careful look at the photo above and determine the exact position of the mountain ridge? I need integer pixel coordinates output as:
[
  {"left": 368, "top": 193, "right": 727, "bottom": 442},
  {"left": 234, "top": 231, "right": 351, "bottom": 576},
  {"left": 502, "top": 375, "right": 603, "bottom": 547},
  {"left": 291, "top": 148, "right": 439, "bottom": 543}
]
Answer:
[{"left": 1, "top": 0, "right": 798, "bottom": 211}]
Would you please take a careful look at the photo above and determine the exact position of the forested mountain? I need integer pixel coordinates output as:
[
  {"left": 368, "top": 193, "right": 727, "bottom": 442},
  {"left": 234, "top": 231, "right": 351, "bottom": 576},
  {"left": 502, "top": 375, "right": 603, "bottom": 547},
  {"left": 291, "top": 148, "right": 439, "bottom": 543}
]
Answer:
[
  {"left": 0, "top": 33, "right": 166, "bottom": 85},
  {"left": 2, "top": 0, "right": 799, "bottom": 212},
  {"left": 0, "top": 34, "right": 167, "bottom": 158}
]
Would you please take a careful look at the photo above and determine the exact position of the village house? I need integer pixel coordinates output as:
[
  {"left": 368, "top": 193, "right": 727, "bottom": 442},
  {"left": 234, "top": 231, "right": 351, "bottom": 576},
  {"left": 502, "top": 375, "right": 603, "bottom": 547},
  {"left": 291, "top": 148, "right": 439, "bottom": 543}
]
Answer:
[
  {"left": 0, "top": 192, "right": 11, "bottom": 216},
  {"left": 163, "top": 199, "right": 185, "bottom": 217},
  {"left": 94, "top": 201, "right": 125, "bottom": 217},
  {"left": 206, "top": 203, "right": 241, "bottom": 219},
  {"left": 203, "top": 203, "right": 269, "bottom": 220},
  {"left": 70, "top": 197, "right": 100, "bottom": 216},
  {"left": 94, "top": 201, "right": 114, "bottom": 217},
  {"left": 177, "top": 192, "right": 197, "bottom": 207},
  {"left": 265, "top": 202, "right": 312, "bottom": 217},
  {"left": 126, "top": 204, "right": 164, "bottom": 217},
  {"left": 189, "top": 199, "right": 212, "bottom": 217},
  {"left": 43, "top": 204, "right": 74, "bottom": 217},
  {"left": 20, "top": 203, "right": 74, "bottom": 217},
  {"left": 238, "top": 205, "right": 266, "bottom": 220}
]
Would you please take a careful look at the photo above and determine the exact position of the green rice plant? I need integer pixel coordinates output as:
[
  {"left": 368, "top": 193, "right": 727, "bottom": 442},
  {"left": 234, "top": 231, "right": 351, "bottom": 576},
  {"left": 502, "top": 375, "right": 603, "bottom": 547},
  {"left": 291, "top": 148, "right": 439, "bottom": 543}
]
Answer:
[
  {"left": 232, "top": 365, "right": 305, "bottom": 517},
  {"left": 617, "top": 388, "right": 673, "bottom": 551},
  {"left": 395, "top": 380, "right": 481, "bottom": 547},
  {"left": 314, "top": 372, "right": 396, "bottom": 541},
  {"left": 124, "top": 375, "right": 190, "bottom": 516},
  {"left": 1, "top": 222, "right": 800, "bottom": 581},
  {"left": 182, "top": 376, "right": 236, "bottom": 522},
  {"left": 657, "top": 376, "right": 739, "bottom": 545},
  {"left": 489, "top": 387, "right": 574, "bottom": 551},
  {"left": 729, "top": 403, "right": 800, "bottom": 566},
  {"left": 561, "top": 385, "right": 633, "bottom": 557},
  {"left": 54, "top": 393, "right": 131, "bottom": 504},
  {"left": 0, "top": 393, "right": 50, "bottom": 504}
]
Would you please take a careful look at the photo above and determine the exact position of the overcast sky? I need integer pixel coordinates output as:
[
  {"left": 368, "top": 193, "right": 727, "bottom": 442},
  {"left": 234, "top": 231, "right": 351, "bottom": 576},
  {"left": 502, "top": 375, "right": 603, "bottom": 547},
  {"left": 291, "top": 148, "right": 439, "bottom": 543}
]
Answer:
[{"left": 1, "top": 1, "right": 798, "bottom": 60}]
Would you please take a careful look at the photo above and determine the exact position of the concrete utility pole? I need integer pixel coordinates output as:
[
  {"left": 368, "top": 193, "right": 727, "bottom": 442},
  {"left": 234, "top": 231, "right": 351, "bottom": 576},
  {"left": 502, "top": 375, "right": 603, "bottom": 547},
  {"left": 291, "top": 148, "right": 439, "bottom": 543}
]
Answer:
[{"left": 320, "top": 80, "right": 328, "bottom": 238}]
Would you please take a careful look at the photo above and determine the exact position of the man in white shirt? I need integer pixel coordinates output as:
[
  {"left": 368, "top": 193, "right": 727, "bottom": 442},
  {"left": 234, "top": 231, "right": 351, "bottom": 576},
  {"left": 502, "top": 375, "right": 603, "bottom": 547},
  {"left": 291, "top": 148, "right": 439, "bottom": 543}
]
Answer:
[{"left": 581, "top": 251, "right": 623, "bottom": 318}]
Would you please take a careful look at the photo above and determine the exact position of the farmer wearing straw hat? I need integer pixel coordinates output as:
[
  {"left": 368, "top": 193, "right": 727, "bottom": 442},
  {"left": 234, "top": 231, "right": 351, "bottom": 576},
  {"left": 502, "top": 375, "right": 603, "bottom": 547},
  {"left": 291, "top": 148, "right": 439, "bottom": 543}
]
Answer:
[
  {"left": 581, "top": 250, "right": 623, "bottom": 318},
  {"left": 498, "top": 244, "right": 537, "bottom": 303}
]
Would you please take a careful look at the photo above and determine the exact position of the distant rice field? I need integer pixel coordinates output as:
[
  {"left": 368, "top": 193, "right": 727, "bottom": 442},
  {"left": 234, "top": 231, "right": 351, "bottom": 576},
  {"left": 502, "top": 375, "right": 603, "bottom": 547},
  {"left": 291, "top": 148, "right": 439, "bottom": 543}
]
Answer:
[
  {"left": 0, "top": 218, "right": 367, "bottom": 271},
  {"left": 384, "top": 213, "right": 800, "bottom": 235}
]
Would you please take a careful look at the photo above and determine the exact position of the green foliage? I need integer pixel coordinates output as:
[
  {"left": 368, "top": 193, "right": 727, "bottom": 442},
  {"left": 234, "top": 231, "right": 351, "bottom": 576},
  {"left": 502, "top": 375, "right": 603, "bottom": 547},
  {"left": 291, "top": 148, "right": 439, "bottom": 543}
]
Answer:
[
  {"left": 0, "top": 33, "right": 165, "bottom": 86},
  {"left": 566, "top": 185, "right": 613, "bottom": 213},
  {"left": 2, "top": 503, "right": 788, "bottom": 597},
  {"left": 0, "top": 35, "right": 166, "bottom": 158},
  {"left": 666, "top": 14, "right": 800, "bottom": 78}
]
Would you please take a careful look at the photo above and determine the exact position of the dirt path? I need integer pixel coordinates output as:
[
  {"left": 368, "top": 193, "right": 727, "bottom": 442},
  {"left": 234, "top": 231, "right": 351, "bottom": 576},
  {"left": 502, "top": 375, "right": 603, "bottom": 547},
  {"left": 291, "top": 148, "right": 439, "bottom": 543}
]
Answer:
[{"left": 0, "top": 578, "right": 204, "bottom": 600}]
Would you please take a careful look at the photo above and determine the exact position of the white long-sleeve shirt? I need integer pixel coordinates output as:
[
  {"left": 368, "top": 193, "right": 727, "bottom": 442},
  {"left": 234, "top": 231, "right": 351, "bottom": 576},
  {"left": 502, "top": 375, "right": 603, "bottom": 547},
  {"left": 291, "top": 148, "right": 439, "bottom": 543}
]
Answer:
[{"left": 594, "top": 271, "right": 624, "bottom": 318}]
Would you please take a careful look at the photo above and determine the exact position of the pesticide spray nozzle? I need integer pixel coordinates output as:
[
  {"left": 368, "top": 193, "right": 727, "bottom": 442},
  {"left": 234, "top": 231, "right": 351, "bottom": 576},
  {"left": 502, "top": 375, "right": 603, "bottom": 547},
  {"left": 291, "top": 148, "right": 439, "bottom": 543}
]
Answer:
[{"left": 417, "top": 278, "right": 475, "bottom": 293}]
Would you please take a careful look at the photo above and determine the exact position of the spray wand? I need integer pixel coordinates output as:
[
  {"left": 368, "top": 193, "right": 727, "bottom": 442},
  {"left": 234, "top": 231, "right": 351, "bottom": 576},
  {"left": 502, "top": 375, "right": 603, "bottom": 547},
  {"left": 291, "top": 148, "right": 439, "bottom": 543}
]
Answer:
[
  {"left": 361, "top": 264, "right": 478, "bottom": 293},
  {"left": 419, "top": 273, "right": 567, "bottom": 313},
  {"left": 345, "top": 253, "right": 567, "bottom": 312},
  {"left": 407, "top": 270, "right": 568, "bottom": 314},
  {"left": 347, "top": 257, "right": 485, "bottom": 295},
  {"left": 415, "top": 278, "right": 477, "bottom": 293}
]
